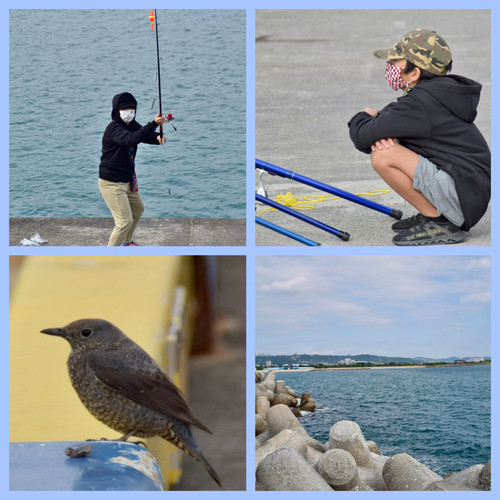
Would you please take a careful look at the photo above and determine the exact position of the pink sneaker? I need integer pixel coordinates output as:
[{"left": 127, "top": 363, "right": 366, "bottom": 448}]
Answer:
[{"left": 121, "top": 241, "right": 140, "bottom": 246}]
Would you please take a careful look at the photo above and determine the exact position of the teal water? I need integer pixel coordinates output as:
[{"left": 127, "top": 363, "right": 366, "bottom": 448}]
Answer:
[
  {"left": 280, "top": 365, "right": 490, "bottom": 476},
  {"left": 9, "top": 10, "right": 246, "bottom": 218}
]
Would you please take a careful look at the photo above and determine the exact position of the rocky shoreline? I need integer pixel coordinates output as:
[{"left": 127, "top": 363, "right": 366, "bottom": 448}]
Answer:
[{"left": 255, "top": 370, "right": 491, "bottom": 491}]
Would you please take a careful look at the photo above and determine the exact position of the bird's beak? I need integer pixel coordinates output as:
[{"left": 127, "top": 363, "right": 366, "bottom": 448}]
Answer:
[{"left": 40, "top": 327, "right": 67, "bottom": 338}]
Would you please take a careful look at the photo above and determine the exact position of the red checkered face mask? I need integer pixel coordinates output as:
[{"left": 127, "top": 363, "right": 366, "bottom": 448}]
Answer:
[{"left": 385, "top": 61, "right": 412, "bottom": 91}]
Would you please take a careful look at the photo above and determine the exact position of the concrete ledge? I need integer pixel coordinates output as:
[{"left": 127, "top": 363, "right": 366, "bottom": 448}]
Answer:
[{"left": 10, "top": 217, "right": 246, "bottom": 247}]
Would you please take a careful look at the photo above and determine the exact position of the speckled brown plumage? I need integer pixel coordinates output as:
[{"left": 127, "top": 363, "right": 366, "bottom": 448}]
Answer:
[{"left": 41, "top": 318, "right": 221, "bottom": 487}]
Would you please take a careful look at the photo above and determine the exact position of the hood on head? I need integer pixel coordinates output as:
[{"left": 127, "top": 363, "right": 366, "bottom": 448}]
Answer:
[
  {"left": 111, "top": 92, "right": 138, "bottom": 121},
  {"left": 418, "top": 75, "right": 482, "bottom": 123}
]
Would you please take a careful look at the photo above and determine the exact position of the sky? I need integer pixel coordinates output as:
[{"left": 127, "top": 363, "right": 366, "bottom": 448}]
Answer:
[{"left": 255, "top": 256, "right": 491, "bottom": 359}]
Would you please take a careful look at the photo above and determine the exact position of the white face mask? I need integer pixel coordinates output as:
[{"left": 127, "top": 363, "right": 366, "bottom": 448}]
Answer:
[{"left": 119, "top": 109, "right": 136, "bottom": 123}]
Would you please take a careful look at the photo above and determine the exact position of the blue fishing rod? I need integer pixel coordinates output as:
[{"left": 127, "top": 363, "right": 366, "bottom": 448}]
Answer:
[
  {"left": 256, "top": 217, "right": 321, "bottom": 246},
  {"left": 256, "top": 159, "right": 403, "bottom": 219},
  {"left": 256, "top": 193, "right": 350, "bottom": 241}
]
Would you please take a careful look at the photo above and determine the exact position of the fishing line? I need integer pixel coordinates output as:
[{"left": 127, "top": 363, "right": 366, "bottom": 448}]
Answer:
[{"left": 256, "top": 190, "right": 392, "bottom": 217}]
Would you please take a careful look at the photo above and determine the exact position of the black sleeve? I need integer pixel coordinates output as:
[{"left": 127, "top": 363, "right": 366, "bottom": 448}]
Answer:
[
  {"left": 108, "top": 121, "right": 159, "bottom": 147},
  {"left": 141, "top": 123, "right": 162, "bottom": 145},
  {"left": 347, "top": 95, "right": 431, "bottom": 154}
]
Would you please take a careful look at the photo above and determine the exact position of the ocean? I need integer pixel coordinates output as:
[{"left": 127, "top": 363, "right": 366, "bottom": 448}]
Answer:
[
  {"left": 9, "top": 9, "right": 246, "bottom": 219},
  {"left": 279, "top": 365, "right": 490, "bottom": 476}
]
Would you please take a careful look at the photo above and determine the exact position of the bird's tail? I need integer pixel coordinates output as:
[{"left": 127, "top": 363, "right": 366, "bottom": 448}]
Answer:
[{"left": 163, "top": 422, "right": 222, "bottom": 488}]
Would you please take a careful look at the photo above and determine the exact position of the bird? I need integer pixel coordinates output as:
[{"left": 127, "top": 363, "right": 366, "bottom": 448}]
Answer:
[{"left": 41, "top": 318, "right": 222, "bottom": 487}]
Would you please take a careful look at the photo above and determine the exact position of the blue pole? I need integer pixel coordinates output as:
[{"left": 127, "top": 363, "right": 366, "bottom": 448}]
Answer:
[
  {"left": 256, "top": 193, "right": 350, "bottom": 241},
  {"left": 256, "top": 217, "right": 321, "bottom": 246},
  {"left": 255, "top": 159, "right": 403, "bottom": 220}
]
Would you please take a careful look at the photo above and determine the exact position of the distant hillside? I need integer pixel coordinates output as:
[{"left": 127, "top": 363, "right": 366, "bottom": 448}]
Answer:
[{"left": 255, "top": 353, "right": 491, "bottom": 366}]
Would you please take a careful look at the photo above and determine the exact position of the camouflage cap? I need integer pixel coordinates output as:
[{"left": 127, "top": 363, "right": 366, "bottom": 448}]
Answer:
[{"left": 372, "top": 29, "right": 452, "bottom": 76}]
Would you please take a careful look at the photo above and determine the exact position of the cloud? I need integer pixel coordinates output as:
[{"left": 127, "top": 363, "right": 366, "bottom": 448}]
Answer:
[
  {"left": 464, "top": 257, "right": 491, "bottom": 270},
  {"left": 256, "top": 256, "right": 490, "bottom": 357},
  {"left": 259, "top": 276, "right": 310, "bottom": 292},
  {"left": 460, "top": 292, "right": 491, "bottom": 303}
]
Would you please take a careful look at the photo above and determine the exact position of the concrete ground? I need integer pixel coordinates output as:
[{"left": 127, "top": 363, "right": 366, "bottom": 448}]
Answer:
[
  {"left": 171, "top": 256, "right": 246, "bottom": 491},
  {"left": 255, "top": 181, "right": 491, "bottom": 247},
  {"left": 10, "top": 217, "right": 245, "bottom": 247},
  {"left": 255, "top": 10, "right": 491, "bottom": 247}
]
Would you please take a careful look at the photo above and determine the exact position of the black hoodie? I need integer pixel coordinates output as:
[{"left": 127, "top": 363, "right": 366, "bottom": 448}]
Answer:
[
  {"left": 99, "top": 92, "right": 160, "bottom": 183},
  {"left": 348, "top": 75, "right": 491, "bottom": 231}
]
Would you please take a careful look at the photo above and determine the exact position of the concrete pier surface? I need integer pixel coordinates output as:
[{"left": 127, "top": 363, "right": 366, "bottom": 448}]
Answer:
[
  {"left": 10, "top": 217, "right": 246, "bottom": 247},
  {"left": 255, "top": 10, "right": 491, "bottom": 247},
  {"left": 255, "top": 193, "right": 490, "bottom": 247}
]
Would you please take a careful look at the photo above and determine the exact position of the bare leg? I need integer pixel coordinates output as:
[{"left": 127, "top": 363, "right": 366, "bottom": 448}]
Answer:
[{"left": 370, "top": 143, "right": 440, "bottom": 217}]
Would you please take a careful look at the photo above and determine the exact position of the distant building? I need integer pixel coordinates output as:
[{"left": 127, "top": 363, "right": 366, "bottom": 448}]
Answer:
[
  {"left": 266, "top": 360, "right": 272, "bottom": 367},
  {"left": 454, "top": 358, "right": 485, "bottom": 363},
  {"left": 338, "top": 358, "right": 356, "bottom": 365}
]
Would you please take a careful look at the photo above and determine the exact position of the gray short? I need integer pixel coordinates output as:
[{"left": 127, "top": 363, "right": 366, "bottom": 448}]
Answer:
[{"left": 413, "top": 156, "right": 465, "bottom": 227}]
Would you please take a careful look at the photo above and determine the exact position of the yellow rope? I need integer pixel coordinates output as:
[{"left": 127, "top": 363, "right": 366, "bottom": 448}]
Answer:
[{"left": 256, "top": 190, "right": 391, "bottom": 216}]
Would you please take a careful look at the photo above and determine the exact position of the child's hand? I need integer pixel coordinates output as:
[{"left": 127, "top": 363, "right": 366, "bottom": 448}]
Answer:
[
  {"left": 371, "top": 138, "right": 397, "bottom": 151},
  {"left": 157, "top": 135, "right": 167, "bottom": 145},
  {"left": 363, "top": 107, "right": 379, "bottom": 117}
]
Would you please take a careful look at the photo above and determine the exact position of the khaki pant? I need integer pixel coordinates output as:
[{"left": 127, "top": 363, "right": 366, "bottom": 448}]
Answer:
[{"left": 98, "top": 178, "right": 145, "bottom": 246}]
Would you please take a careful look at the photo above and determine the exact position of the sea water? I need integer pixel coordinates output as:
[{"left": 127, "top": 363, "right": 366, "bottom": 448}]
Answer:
[
  {"left": 9, "top": 9, "right": 246, "bottom": 218},
  {"left": 280, "top": 365, "right": 490, "bottom": 476}
]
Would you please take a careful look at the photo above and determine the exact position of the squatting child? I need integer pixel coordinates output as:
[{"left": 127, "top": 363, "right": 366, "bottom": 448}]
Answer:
[{"left": 348, "top": 29, "right": 490, "bottom": 246}]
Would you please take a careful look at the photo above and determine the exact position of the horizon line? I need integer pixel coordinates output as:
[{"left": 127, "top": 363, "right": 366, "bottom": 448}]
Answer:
[{"left": 255, "top": 353, "right": 491, "bottom": 359}]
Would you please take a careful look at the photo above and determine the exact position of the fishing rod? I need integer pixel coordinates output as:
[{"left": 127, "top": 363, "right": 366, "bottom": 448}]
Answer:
[
  {"left": 256, "top": 217, "right": 321, "bottom": 246},
  {"left": 256, "top": 193, "right": 350, "bottom": 241},
  {"left": 149, "top": 10, "right": 176, "bottom": 135},
  {"left": 256, "top": 159, "right": 403, "bottom": 220}
]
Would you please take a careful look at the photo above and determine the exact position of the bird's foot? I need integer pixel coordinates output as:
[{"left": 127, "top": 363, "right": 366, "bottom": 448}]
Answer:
[
  {"left": 84, "top": 437, "right": 147, "bottom": 448},
  {"left": 129, "top": 440, "right": 148, "bottom": 448},
  {"left": 84, "top": 437, "right": 146, "bottom": 447}
]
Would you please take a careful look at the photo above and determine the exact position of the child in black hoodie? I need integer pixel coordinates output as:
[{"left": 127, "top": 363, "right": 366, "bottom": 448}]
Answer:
[
  {"left": 348, "top": 29, "right": 490, "bottom": 246},
  {"left": 99, "top": 92, "right": 166, "bottom": 246}
]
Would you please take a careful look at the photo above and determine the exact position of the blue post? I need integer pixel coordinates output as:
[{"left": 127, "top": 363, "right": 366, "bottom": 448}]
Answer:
[
  {"left": 256, "top": 217, "right": 321, "bottom": 246},
  {"left": 255, "top": 159, "right": 403, "bottom": 220},
  {"left": 9, "top": 441, "right": 165, "bottom": 491},
  {"left": 256, "top": 194, "right": 350, "bottom": 241}
]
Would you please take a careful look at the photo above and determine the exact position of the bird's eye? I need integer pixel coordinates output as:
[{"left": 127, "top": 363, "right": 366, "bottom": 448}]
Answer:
[{"left": 81, "top": 329, "right": 93, "bottom": 338}]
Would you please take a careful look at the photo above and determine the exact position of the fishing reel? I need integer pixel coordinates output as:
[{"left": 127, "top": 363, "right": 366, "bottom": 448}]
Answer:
[
  {"left": 165, "top": 113, "right": 177, "bottom": 131},
  {"left": 255, "top": 165, "right": 279, "bottom": 198},
  {"left": 151, "top": 99, "right": 177, "bottom": 131},
  {"left": 255, "top": 168, "right": 269, "bottom": 212},
  {"left": 256, "top": 169, "right": 269, "bottom": 198}
]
